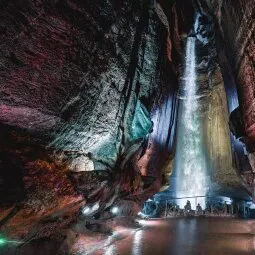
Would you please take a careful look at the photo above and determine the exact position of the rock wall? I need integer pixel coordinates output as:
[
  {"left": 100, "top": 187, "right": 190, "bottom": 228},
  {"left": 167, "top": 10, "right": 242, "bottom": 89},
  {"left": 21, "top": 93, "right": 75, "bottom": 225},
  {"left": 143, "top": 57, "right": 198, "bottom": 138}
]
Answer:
[
  {"left": 0, "top": 0, "right": 152, "bottom": 168},
  {"left": 0, "top": 0, "right": 253, "bottom": 244},
  {"left": 198, "top": 0, "right": 255, "bottom": 145},
  {"left": 196, "top": 0, "right": 255, "bottom": 196},
  {"left": 194, "top": 13, "right": 246, "bottom": 193},
  {"left": 0, "top": 0, "right": 181, "bottom": 238}
]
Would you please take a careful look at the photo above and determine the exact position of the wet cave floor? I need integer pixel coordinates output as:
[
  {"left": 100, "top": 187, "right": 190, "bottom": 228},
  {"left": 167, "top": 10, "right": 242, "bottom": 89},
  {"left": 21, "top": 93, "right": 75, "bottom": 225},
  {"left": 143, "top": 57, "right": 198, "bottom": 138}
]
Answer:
[
  {"left": 93, "top": 218, "right": 255, "bottom": 255},
  {"left": 2, "top": 217, "right": 255, "bottom": 255}
]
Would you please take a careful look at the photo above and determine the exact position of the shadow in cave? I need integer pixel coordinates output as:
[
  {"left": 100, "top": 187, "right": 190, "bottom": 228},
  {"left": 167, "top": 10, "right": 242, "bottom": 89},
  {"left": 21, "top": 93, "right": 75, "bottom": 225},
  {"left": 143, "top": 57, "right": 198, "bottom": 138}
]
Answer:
[{"left": 0, "top": 151, "right": 25, "bottom": 204}]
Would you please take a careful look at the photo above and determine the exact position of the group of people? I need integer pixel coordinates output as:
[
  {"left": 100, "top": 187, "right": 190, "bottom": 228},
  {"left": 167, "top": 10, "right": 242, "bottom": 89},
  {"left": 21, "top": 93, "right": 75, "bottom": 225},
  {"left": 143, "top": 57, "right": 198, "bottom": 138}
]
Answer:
[
  {"left": 164, "top": 200, "right": 236, "bottom": 217},
  {"left": 184, "top": 200, "right": 203, "bottom": 215},
  {"left": 142, "top": 199, "right": 240, "bottom": 218}
]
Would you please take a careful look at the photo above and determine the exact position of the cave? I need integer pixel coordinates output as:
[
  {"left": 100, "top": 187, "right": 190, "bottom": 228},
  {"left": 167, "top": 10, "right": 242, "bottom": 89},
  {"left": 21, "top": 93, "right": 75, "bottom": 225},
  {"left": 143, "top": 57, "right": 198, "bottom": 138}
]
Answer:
[{"left": 0, "top": 0, "right": 255, "bottom": 254}]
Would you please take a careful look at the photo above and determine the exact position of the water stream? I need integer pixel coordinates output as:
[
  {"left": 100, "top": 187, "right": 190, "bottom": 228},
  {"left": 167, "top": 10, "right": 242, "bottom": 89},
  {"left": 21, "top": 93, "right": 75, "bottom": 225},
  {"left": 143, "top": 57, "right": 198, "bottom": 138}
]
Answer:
[{"left": 172, "top": 36, "right": 208, "bottom": 208}]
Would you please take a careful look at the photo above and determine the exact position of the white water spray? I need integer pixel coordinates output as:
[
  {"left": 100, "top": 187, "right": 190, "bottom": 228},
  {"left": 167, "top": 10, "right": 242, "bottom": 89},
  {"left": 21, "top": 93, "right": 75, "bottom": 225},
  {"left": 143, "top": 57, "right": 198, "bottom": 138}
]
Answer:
[{"left": 173, "top": 36, "right": 208, "bottom": 209}]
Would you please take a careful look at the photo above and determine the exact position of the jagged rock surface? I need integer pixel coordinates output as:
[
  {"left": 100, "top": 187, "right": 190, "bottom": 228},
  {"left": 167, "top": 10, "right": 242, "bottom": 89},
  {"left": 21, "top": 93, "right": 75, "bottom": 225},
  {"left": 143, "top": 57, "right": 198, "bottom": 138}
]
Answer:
[
  {"left": 0, "top": 0, "right": 178, "bottom": 240},
  {"left": 197, "top": 0, "right": 255, "bottom": 196},
  {"left": 199, "top": 0, "right": 255, "bottom": 144}
]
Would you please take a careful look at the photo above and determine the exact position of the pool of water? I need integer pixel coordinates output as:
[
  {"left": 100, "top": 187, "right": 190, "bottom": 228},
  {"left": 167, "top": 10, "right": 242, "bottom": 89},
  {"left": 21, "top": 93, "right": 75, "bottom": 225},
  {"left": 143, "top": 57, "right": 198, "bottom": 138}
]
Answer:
[{"left": 95, "top": 218, "right": 255, "bottom": 255}]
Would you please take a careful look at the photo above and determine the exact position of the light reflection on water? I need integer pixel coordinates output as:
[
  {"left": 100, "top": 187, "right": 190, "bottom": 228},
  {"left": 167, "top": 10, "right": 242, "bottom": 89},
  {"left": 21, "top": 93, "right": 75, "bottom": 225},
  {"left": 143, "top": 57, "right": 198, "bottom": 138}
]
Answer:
[
  {"left": 103, "top": 234, "right": 117, "bottom": 255},
  {"left": 101, "top": 219, "right": 255, "bottom": 255},
  {"left": 131, "top": 229, "right": 143, "bottom": 255},
  {"left": 104, "top": 244, "right": 117, "bottom": 255}
]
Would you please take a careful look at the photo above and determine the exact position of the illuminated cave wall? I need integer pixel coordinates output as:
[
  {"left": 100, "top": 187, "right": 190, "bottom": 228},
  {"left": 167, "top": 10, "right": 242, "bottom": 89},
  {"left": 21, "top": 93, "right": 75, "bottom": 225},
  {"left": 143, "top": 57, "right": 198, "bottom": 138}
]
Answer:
[
  {"left": 200, "top": 0, "right": 255, "bottom": 140},
  {"left": 196, "top": 0, "right": 255, "bottom": 196},
  {"left": 0, "top": 0, "right": 181, "bottom": 224},
  {"left": 0, "top": 0, "right": 254, "bottom": 227},
  {"left": 192, "top": 11, "right": 247, "bottom": 194}
]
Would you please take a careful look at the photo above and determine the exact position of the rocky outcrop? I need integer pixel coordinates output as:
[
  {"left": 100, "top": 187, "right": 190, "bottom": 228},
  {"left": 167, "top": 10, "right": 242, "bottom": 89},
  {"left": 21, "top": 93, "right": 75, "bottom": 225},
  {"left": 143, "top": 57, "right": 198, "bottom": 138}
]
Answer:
[
  {"left": 0, "top": 0, "right": 147, "bottom": 167},
  {"left": 0, "top": 0, "right": 180, "bottom": 240},
  {"left": 198, "top": 0, "right": 255, "bottom": 145},
  {"left": 1, "top": 0, "right": 253, "bottom": 245},
  {"left": 195, "top": 0, "right": 255, "bottom": 197}
]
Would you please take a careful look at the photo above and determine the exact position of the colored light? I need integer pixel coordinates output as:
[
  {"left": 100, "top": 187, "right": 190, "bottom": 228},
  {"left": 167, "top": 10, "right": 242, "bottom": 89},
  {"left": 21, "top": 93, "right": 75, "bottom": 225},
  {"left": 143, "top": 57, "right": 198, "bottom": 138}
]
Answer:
[
  {"left": 82, "top": 202, "right": 100, "bottom": 216},
  {"left": 82, "top": 206, "right": 91, "bottom": 215},
  {"left": 0, "top": 237, "right": 23, "bottom": 247},
  {"left": 111, "top": 206, "right": 119, "bottom": 215},
  {"left": 0, "top": 238, "right": 7, "bottom": 246},
  {"left": 137, "top": 219, "right": 146, "bottom": 225}
]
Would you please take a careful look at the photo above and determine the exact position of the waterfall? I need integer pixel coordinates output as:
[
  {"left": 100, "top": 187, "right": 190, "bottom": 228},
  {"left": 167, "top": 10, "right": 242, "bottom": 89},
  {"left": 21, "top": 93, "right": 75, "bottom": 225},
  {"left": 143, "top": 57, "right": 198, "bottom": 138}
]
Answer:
[
  {"left": 151, "top": 14, "right": 250, "bottom": 215},
  {"left": 173, "top": 36, "right": 208, "bottom": 209}
]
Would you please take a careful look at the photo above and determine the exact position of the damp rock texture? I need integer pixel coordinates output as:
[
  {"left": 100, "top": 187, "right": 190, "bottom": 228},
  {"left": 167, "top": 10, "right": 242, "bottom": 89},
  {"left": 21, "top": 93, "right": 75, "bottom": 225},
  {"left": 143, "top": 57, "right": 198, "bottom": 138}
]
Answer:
[
  {"left": 199, "top": 0, "right": 255, "bottom": 146},
  {"left": 0, "top": 0, "right": 178, "bottom": 238}
]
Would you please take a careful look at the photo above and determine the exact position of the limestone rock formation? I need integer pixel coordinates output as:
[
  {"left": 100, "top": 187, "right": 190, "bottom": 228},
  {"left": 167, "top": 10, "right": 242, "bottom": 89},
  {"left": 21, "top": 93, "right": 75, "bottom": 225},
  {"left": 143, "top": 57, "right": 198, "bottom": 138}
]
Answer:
[
  {"left": 0, "top": 0, "right": 178, "bottom": 239},
  {"left": 200, "top": 0, "right": 255, "bottom": 142},
  {"left": 196, "top": 0, "right": 255, "bottom": 197},
  {"left": 0, "top": 0, "right": 254, "bottom": 246}
]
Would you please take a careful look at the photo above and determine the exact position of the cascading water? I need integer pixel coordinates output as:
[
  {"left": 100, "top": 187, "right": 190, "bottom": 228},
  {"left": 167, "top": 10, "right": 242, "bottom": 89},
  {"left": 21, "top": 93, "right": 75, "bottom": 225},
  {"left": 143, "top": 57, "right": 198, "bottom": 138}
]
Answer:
[
  {"left": 150, "top": 14, "right": 251, "bottom": 217},
  {"left": 172, "top": 36, "right": 208, "bottom": 209}
]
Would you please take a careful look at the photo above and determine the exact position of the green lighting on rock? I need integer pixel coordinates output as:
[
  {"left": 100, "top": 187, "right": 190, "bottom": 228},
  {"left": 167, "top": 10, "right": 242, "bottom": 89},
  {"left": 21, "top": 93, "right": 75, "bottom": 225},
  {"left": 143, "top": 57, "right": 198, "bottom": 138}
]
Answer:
[
  {"left": 0, "top": 238, "right": 7, "bottom": 246},
  {"left": 0, "top": 237, "right": 23, "bottom": 246},
  {"left": 131, "top": 100, "right": 153, "bottom": 141}
]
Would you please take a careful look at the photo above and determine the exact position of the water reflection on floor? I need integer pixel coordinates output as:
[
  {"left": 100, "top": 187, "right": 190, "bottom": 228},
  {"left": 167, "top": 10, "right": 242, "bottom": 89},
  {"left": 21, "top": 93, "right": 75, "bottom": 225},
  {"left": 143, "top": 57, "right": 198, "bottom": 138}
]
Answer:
[{"left": 95, "top": 218, "right": 255, "bottom": 255}]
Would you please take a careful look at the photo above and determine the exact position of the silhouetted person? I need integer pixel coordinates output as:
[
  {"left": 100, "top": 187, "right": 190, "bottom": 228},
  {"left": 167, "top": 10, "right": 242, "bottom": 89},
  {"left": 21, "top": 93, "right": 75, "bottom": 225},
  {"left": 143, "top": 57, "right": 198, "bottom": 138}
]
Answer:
[
  {"left": 184, "top": 200, "right": 191, "bottom": 212},
  {"left": 196, "top": 203, "right": 203, "bottom": 215},
  {"left": 223, "top": 201, "right": 228, "bottom": 214}
]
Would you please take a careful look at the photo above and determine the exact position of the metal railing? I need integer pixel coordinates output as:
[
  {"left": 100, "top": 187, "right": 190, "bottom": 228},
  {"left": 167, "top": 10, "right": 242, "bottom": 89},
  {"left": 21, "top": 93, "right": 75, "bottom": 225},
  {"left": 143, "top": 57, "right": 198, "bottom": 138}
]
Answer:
[{"left": 144, "top": 195, "right": 251, "bottom": 218}]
